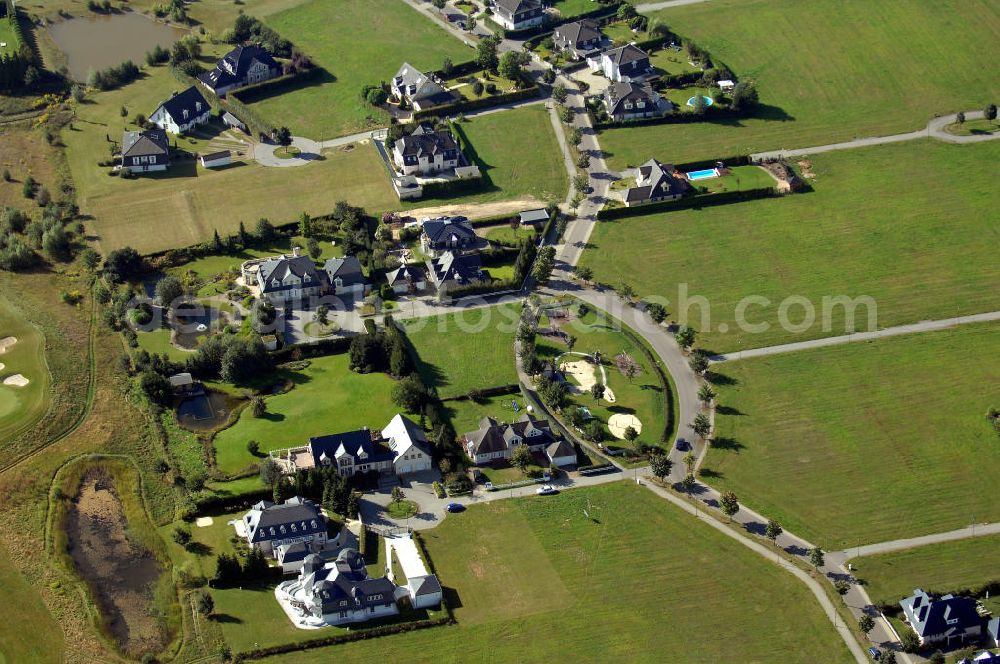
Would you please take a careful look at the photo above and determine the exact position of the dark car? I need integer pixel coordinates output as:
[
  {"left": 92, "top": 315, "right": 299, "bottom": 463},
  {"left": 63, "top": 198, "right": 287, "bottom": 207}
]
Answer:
[
  {"left": 445, "top": 503, "right": 465, "bottom": 513},
  {"left": 867, "top": 647, "right": 881, "bottom": 661},
  {"left": 675, "top": 438, "right": 690, "bottom": 451}
]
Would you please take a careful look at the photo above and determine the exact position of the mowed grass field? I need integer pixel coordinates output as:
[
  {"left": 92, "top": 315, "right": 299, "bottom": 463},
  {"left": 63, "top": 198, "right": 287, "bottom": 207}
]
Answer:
[
  {"left": 0, "top": 295, "right": 50, "bottom": 444},
  {"left": 579, "top": 140, "right": 1000, "bottom": 351},
  {"left": 212, "top": 353, "right": 400, "bottom": 475},
  {"left": 599, "top": 0, "right": 1000, "bottom": 168},
  {"left": 255, "top": 482, "right": 855, "bottom": 664},
  {"left": 254, "top": 0, "right": 473, "bottom": 139},
  {"left": 0, "top": 543, "right": 63, "bottom": 664},
  {"left": 399, "top": 303, "right": 520, "bottom": 398},
  {"left": 853, "top": 536, "right": 1000, "bottom": 608},
  {"left": 703, "top": 321, "right": 1000, "bottom": 549}
]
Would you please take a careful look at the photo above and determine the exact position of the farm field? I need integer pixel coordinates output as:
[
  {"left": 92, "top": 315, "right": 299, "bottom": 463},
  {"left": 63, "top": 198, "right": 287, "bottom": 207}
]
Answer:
[
  {"left": 599, "top": 0, "right": 1000, "bottom": 168},
  {"left": 853, "top": 535, "right": 1000, "bottom": 611},
  {"left": 253, "top": 0, "right": 472, "bottom": 139},
  {"left": 579, "top": 140, "right": 1000, "bottom": 351},
  {"left": 212, "top": 353, "right": 401, "bottom": 475},
  {"left": 534, "top": 301, "right": 671, "bottom": 450},
  {"left": 703, "top": 320, "right": 1000, "bottom": 549},
  {"left": 0, "top": 294, "right": 50, "bottom": 444},
  {"left": 254, "top": 482, "right": 855, "bottom": 664},
  {"left": 398, "top": 303, "right": 520, "bottom": 398}
]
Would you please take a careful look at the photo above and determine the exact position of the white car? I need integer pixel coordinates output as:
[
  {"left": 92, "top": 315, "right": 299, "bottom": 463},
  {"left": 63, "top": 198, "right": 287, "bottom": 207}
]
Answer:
[{"left": 536, "top": 484, "right": 558, "bottom": 496}]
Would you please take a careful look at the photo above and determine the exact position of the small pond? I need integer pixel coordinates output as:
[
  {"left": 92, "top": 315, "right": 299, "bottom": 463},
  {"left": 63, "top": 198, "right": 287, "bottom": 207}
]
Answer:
[
  {"left": 172, "top": 305, "right": 228, "bottom": 349},
  {"left": 176, "top": 389, "right": 241, "bottom": 432},
  {"left": 48, "top": 12, "right": 185, "bottom": 81}
]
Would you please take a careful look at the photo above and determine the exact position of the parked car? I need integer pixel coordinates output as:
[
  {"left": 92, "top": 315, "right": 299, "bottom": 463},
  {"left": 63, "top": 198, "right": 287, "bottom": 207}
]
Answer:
[
  {"left": 536, "top": 485, "right": 558, "bottom": 496},
  {"left": 445, "top": 503, "right": 465, "bottom": 513},
  {"left": 675, "top": 438, "right": 690, "bottom": 451},
  {"left": 867, "top": 647, "right": 881, "bottom": 661},
  {"left": 484, "top": 481, "right": 493, "bottom": 491}
]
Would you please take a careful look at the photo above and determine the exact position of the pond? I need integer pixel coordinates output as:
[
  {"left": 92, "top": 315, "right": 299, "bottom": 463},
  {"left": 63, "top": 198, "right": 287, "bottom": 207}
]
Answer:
[
  {"left": 176, "top": 388, "right": 242, "bottom": 432},
  {"left": 48, "top": 12, "right": 185, "bottom": 81}
]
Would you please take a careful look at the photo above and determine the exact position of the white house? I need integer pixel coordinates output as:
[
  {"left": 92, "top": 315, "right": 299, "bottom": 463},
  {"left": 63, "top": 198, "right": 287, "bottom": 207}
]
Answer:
[
  {"left": 150, "top": 86, "right": 211, "bottom": 135},
  {"left": 492, "top": 0, "right": 544, "bottom": 31},
  {"left": 306, "top": 414, "right": 432, "bottom": 478},
  {"left": 587, "top": 44, "right": 651, "bottom": 82},
  {"left": 383, "top": 413, "right": 434, "bottom": 475},
  {"left": 603, "top": 80, "right": 670, "bottom": 122},
  {"left": 390, "top": 63, "right": 456, "bottom": 110},
  {"left": 393, "top": 124, "right": 463, "bottom": 176}
]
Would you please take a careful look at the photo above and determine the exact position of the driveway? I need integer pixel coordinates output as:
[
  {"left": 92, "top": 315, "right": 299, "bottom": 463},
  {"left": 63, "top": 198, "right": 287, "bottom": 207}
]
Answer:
[{"left": 281, "top": 297, "right": 366, "bottom": 344}]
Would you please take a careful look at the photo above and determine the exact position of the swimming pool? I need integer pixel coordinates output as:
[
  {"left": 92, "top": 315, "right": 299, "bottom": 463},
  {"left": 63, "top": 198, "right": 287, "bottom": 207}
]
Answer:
[
  {"left": 686, "top": 168, "right": 720, "bottom": 181},
  {"left": 686, "top": 95, "right": 714, "bottom": 108}
]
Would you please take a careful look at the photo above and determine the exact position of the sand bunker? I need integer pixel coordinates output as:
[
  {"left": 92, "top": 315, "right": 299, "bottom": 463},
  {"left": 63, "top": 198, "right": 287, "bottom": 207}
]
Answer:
[
  {"left": 195, "top": 516, "right": 214, "bottom": 527},
  {"left": 0, "top": 336, "right": 16, "bottom": 353},
  {"left": 3, "top": 374, "right": 28, "bottom": 387},
  {"left": 0, "top": 363, "right": 4, "bottom": 371},
  {"left": 608, "top": 413, "right": 642, "bottom": 439},
  {"left": 561, "top": 360, "right": 597, "bottom": 392}
]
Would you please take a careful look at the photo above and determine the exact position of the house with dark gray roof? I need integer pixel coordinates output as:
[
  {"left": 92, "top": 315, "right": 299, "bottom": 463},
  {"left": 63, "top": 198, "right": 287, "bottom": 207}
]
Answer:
[
  {"left": 493, "top": 0, "right": 544, "bottom": 30},
  {"left": 427, "top": 252, "right": 484, "bottom": 293},
  {"left": 588, "top": 43, "right": 651, "bottom": 82},
  {"left": 198, "top": 44, "right": 281, "bottom": 96},
  {"left": 150, "top": 86, "right": 211, "bottom": 135},
  {"left": 323, "top": 256, "right": 368, "bottom": 297},
  {"left": 243, "top": 496, "right": 328, "bottom": 556},
  {"left": 309, "top": 428, "right": 395, "bottom": 477},
  {"left": 420, "top": 216, "right": 487, "bottom": 256},
  {"left": 900, "top": 589, "right": 983, "bottom": 648},
  {"left": 553, "top": 20, "right": 605, "bottom": 59},
  {"left": 390, "top": 63, "right": 456, "bottom": 111},
  {"left": 622, "top": 158, "right": 692, "bottom": 207},
  {"left": 121, "top": 129, "right": 170, "bottom": 173},
  {"left": 277, "top": 551, "right": 399, "bottom": 627},
  {"left": 386, "top": 264, "right": 427, "bottom": 294},
  {"left": 256, "top": 251, "right": 328, "bottom": 305},
  {"left": 463, "top": 413, "right": 573, "bottom": 466},
  {"left": 603, "top": 80, "right": 671, "bottom": 122},
  {"left": 393, "top": 124, "right": 464, "bottom": 176}
]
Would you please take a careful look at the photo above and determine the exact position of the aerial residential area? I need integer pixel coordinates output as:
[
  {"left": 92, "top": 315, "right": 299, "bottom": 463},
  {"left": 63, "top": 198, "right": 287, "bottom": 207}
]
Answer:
[{"left": 0, "top": 0, "right": 997, "bottom": 662}]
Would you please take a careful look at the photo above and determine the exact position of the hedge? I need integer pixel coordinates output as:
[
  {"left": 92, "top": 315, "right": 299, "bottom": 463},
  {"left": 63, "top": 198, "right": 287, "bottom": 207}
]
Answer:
[
  {"left": 592, "top": 106, "right": 747, "bottom": 131},
  {"left": 596, "top": 186, "right": 779, "bottom": 220},
  {"left": 270, "top": 336, "right": 352, "bottom": 362},
  {"left": 419, "top": 175, "right": 488, "bottom": 198},
  {"left": 617, "top": 322, "right": 674, "bottom": 444},
  {"left": 578, "top": 462, "right": 616, "bottom": 475},
  {"left": 439, "top": 384, "right": 520, "bottom": 403},
  {"left": 411, "top": 84, "right": 540, "bottom": 122},
  {"left": 228, "top": 66, "right": 323, "bottom": 105}
]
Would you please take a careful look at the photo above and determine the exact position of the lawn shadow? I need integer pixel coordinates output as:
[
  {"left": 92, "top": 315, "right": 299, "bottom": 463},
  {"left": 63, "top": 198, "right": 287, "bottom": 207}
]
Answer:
[
  {"left": 698, "top": 467, "right": 723, "bottom": 479},
  {"left": 705, "top": 370, "right": 737, "bottom": 386},
  {"left": 259, "top": 412, "right": 286, "bottom": 423}
]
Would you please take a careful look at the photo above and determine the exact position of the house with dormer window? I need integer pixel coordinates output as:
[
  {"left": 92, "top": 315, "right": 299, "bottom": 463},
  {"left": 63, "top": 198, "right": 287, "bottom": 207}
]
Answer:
[
  {"left": 622, "top": 158, "right": 692, "bottom": 207},
  {"left": 393, "top": 124, "right": 465, "bottom": 176},
  {"left": 900, "top": 589, "right": 983, "bottom": 648},
  {"left": 256, "top": 251, "right": 328, "bottom": 305},
  {"left": 120, "top": 129, "right": 170, "bottom": 173},
  {"left": 323, "top": 256, "right": 369, "bottom": 297},
  {"left": 492, "top": 0, "right": 544, "bottom": 31},
  {"left": 307, "top": 415, "right": 432, "bottom": 478},
  {"left": 420, "top": 216, "right": 488, "bottom": 257},
  {"left": 587, "top": 44, "right": 652, "bottom": 83},
  {"left": 242, "top": 496, "right": 328, "bottom": 557},
  {"left": 463, "top": 414, "right": 575, "bottom": 466},
  {"left": 603, "top": 80, "right": 671, "bottom": 122},
  {"left": 198, "top": 44, "right": 281, "bottom": 96},
  {"left": 390, "top": 63, "right": 457, "bottom": 110},
  {"left": 150, "top": 86, "right": 211, "bottom": 135}
]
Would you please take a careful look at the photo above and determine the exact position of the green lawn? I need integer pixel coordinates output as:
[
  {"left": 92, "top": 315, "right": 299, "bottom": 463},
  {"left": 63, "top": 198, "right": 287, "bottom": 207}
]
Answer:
[
  {"left": 853, "top": 535, "right": 1000, "bottom": 611},
  {"left": 399, "top": 303, "right": 520, "bottom": 398},
  {"left": 212, "top": 353, "right": 402, "bottom": 475},
  {"left": 252, "top": 0, "right": 473, "bottom": 139},
  {"left": 478, "top": 222, "right": 538, "bottom": 246},
  {"left": 549, "top": 0, "right": 602, "bottom": 19},
  {"left": 580, "top": 140, "right": 1000, "bottom": 351},
  {"left": 704, "top": 321, "right": 1000, "bottom": 549},
  {"left": 0, "top": 543, "right": 63, "bottom": 664},
  {"left": 0, "top": 294, "right": 50, "bottom": 444},
  {"left": 534, "top": 303, "right": 669, "bottom": 449},
  {"left": 136, "top": 328, "right": 194, "bottom": 363},
  {"left": 255, "top": 482, "right": 855, "bottom": 664},
  {"left": 599, "top": 0, "right": 1000, "bottom": 168},
  {"left": 945, "top": 118, "right": 999, "bottom": 137},
  {"left": 441, "top": 391, "right": 529, "bottom": 436}
]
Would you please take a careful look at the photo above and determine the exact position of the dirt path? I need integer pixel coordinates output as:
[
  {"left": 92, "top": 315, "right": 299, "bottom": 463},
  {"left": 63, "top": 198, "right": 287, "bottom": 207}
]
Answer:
[{"left": 402, "top": 197, "right": 542, "bottom": 220}]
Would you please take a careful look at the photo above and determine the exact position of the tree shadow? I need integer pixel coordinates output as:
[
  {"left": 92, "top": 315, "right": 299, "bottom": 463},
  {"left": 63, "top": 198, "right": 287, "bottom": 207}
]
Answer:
[
  {"left": 711, "top": 436, "right": 744, "bottom": 453},
  {"left": 184, "top": 542, "right": 212, "bottom": 556},
  {"left": 705, "top": 370, "right": 737, "bottom": 386},
  {"left": 211, "top": 613, "right": 243, "bottom": 624},
  {"left": 714, "top": 405, "right": 744, "bottom": 416}
]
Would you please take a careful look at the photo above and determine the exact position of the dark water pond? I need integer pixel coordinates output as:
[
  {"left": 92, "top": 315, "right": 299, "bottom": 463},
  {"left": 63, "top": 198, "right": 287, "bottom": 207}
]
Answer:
[
  {"left": 176, "top": 389, "right": 241, "bottom": 432},
  {"left": 48, "top": 12, "right": 185, "bottom": 81}
]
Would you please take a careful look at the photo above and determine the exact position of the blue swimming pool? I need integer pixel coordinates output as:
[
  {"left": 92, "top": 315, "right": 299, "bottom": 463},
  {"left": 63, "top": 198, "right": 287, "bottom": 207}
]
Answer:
[
  {"left": 686, "top": 95, "right": 714, "bottom": 107},
  {"left": 686, "top": 168, "right": 720, "bottom": 180}
]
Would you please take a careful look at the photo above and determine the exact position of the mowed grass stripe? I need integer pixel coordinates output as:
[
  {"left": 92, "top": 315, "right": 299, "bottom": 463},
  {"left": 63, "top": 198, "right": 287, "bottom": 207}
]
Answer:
[
  {"left": 599, "top": 0, "right": 1000, "bottom": 167},
  {"left": 256, "top": 482, "right": 855, "bottom": 664},
  {"left": 580, "top": 140, "right": 1000, "bottom": 351},
  {"left": 704, "top": 321, "right": 1000, "bottom": 549}
]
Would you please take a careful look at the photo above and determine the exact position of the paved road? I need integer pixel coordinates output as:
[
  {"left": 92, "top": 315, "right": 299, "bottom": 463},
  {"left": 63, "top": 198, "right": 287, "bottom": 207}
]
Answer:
[
  {"left": 752, "top": 111, "right": 998, "bottom": 161},
  {"left": 832, "top": 522, "right": 1000, "bottom": 561},
  {"left": 710, "top": 310, "right": 1000, "bottom": 362}
]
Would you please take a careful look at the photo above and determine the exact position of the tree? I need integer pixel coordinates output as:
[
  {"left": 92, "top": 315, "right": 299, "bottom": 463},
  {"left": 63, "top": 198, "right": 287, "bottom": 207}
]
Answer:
[
  {"left": 565, "top": 335, "right": 576, "bottom": 352},
  {"left": 928, "top": 651, "right": 945, "bottom": 664},
  {"left": 298, "top": 212, "right": 312, "bottom": 237},
  {"left": 617, "top": 2, "right": 637, "bottom": 20},
  {"left": 81, "top": 248, "right": 102, "bottom": 272},
  {"left": 195, "top": 590, "right": 214, "bottom": 617},
  {"left": 697, "top": 383, "right": 716, "bottom": 404},
  {"left": 172, "top": 526, "right": 192, "bottom": 546},
  {"left": 274, "top": 126, "right": 293, "bottom": 154},
  {"left": 680, "top": 473, "right": 696, "bottom": 494},
  {"left": 254, "top": 217, "right": 275, "bottom": 242},
  {"left": 138, "top": 371, "right": 172, "bottom": 405},
  {"left": 250, "top": 396, "right": 266, "bottom": 418},
  {"left": 364, "top": 85, "right": 387, "bottom": 106},
  {"left": 675, "top": 326, "right": 696, "bottom": 349},
  {"left": 881, "top": 652, "right": 897, "bottom": 664},
  {"left": 649, "top": 454, "right": 673, "bottom": 481},
  {"left": 899, "top": 629, "right": 920, "bottom": 653},
  {"left": 498, "top": 51, "right": 523, "bottom": 81},
  {"left": 809, "top": 546, "right": 824, "bottom": 568},
  {"left": 590, "top": 382, "right": 605, "bottom": 402},
  {"left": 389, "top": 341, "right": 410, "bottom": 378},
  {"left": 568, "top": 127, "right": 582, "bottom": 146},
  {"left": 441, "top": 57, "right": 454, "bottom": 77},
  {"left": 730, "top": 81, "right": 759, "bottom": 113},
  {"left": 623, "top": 426, "right": 639, "bottom": 445},
  {"left": 574, "top": 265, "right": 593, "bottom": 282},
  {"left": 314, "top": 305, "right": 329, "bottom": 326},
  {"left": 625, "top": 363, "right": 638, "bottom": 383},
  {"left": 986, "top": 103, "right": 998, "bottom": 122},
  {"left": 552, "top": 85, "right": 568, "bottom": 105},
  {"left": 573, "top": 173, "right": 589, "bottom": 194},
  {"left": 692, "top": 413, "right": 711, "bottom": 437},
  {"left": 511, "top": 444, "right": 533, "bottom": 473},
  {"left": 212, "top": 228, "right": 223, "bottom": 251},
  {"left": 392, "top": 375, "right": 426, "bottom": 412},
  {"left": 858, "top": 614, "right": 875, "bottom": 636},
  {"left": 476, "top": 36, "right": 500, "bottom": 72},
  {"left": 689, "top": 350, "right": 709, "bottom": 374},
  {"left": 22, "top": 175, "right": 35, "bottom": 199},
  {"left": 683, "top": 451, "right": 696, "bottom": 475},
  {"left": 576, "top": 153, "right": 591, "bottom": 169},
  {"left": 719, "top": 491, "right": 739, "bottom": 520},
  {"left": 247, "top": 440, "right": 261, "bottom": 456},
  {"left": 765, "top": 519, "right": 783, "bottom": 544},
  {"left": 956, "top": 111, "right": 966, "bottom": 124},
  {"left": 36, "top": 187, "right": 50, "bottom": 207},
  {"left": 259, "top": 457, "right": 282, "bottom": 486},
  {"left": 692, "top": 93, "right": 708, "bottom": 115},
  {"left": 155, "top": 275, "right": 185, "bottom": 308},
  {"left": 390, "top": 486, "right": 405, "bottom": 505}
]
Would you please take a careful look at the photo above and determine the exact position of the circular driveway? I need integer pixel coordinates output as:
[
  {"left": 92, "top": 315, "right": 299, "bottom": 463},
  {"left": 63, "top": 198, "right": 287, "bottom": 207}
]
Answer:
[{"left": 254, "top": 136, "right": 325, "bottom": 167}]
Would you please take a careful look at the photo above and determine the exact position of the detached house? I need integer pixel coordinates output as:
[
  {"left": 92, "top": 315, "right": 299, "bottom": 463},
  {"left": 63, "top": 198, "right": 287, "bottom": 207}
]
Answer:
[
  {"left": 243, "top": 496, "right": 328, "bottom": 557},
  {"left": 604, "top": 80, "right": 670, "bottom": 122},
  {"left": 150, "top": 86, "right": 211, "bottom": 135},
  {"left": 588, "top": 44, "right": 651, "bottom": 82},
  {"left": 493, "top": 0, "right": 544, "bottom": 31},
  {"left": 382, "top": 413, "right": 434, "bottom": 475},
  {"left": 393, "top": 124, "right": 463, "bottom": 176},
  {"left": 277, "top": 551, "right": 398, "bottom": 627},
  {"left": 553, "top": 20, "right": 605, "bottom": 60},
  {"left": 308, "top": 415, "right": 433, "bottom": 478},
  {"left": 464, "top": 414, "right": 576, "bottom": 467},
  {"left": 390, "top": 63, "right": 456, "bottom": 110},
  {"left": 198, "top": 44, "right": 281, "bottom": 96},
  {"left": 386, "top": 264, "right": 427, "bottom": 295},
  {"left": 323, "top": 256, "right": 368, "bottom": 297},
  {"left": 900, "top": 589, "right": 983, "bottom": 648},
  {"left": 622, "top": 158, "right": 691, "bottom": 207},
  {"left": 256, "top": 252, "right": 327, "bottom": 305},
  {"left": 427, "top": 252, "right": 484, "bottom": 293},
  {"left": 120, "top": 129, "right": 169, "bottom": 173},
  {"left": 420, "top": 216, "right": 487, "bottom": 256}
]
